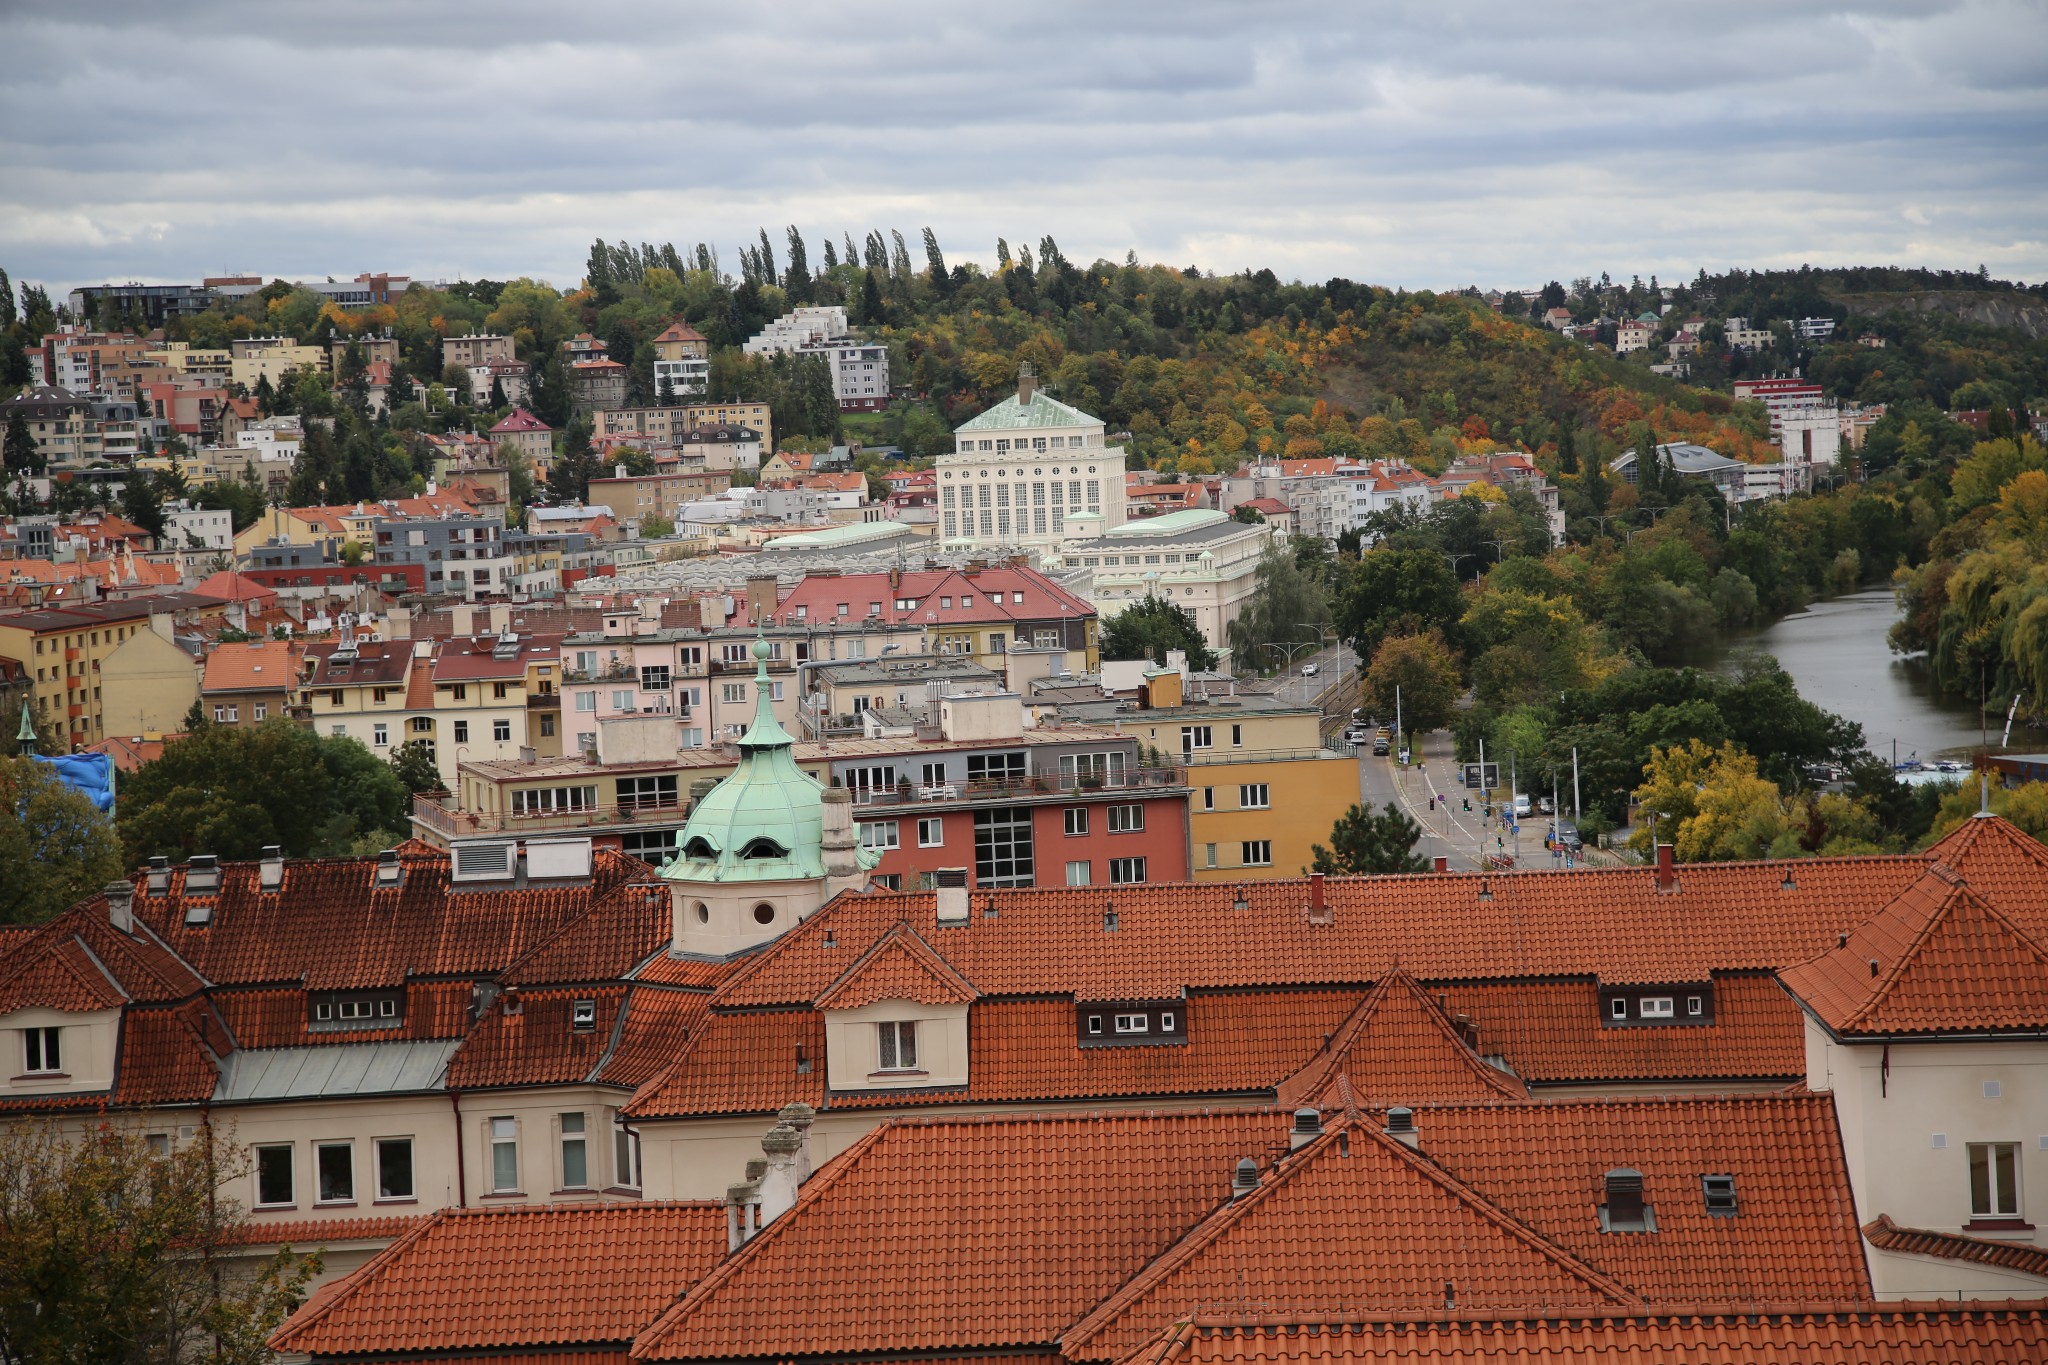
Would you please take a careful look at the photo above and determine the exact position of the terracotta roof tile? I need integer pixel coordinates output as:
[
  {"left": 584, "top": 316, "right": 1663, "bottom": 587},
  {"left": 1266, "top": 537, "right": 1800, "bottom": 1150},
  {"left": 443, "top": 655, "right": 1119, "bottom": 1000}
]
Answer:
[
  {"left": 594, "top": 986, "right": 715, "bottom": 1090},
  {"left": 1123, "top": 1303, "right": 2048, "bottom": 1365},
  {"left": 133, "top": 848, "right": 642, "bottom": 991},
  {"left": 1063, "top": 1119, "right": 1636, "bottom": 1360},
  {"left": 1403, "top": 1094, "right": 1871, "bottom": 1305},
  {"left": 273, "top": 1203, "right": 727, "bottom": 1356},
  {"left": 1864, "top": 1214, "right": 2048, "bottom": 1281},
  {"left": 0, "top": 901, "right": 206, "bottom": 1014},
  {"left": 1779, "top": 864, "right": 2048, "bottom": 1037},
  {"left": 631, "top": 1111, "right": 1292, "bottom": 1360},
  {"left": 501, "top": 879, "right": 675, "bottom": 987},
  {"left": 111, "top": 1003, "right": 221, "bottom": 1105},
  {"left": 445, "top": 986, "right": 626, "bottom": 1088},
  {"left": 199, "top": 640, "right": 300, "bottom": 695},
  {"left": 207, "top": 980, "right": 476, "bottom": 1049},
  {"left": 813, "top": 923, "right": 980, "bottom": 1009},
  {"left": 223, "top": 1213, "right": 429, "bottom": 1247},
  {"left": 1275, "top": 969, "right": 1527, "bottom": 1109}
]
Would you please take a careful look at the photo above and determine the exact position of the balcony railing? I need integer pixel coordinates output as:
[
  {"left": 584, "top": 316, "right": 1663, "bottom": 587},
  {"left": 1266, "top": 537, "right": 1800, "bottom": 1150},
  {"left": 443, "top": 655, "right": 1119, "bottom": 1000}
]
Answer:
[
  {"left": 412, "top": 794, "right": 683, "bottom": 838},
  {"left": 847, "top": 766, "right": 1187, "bottom": 808}
]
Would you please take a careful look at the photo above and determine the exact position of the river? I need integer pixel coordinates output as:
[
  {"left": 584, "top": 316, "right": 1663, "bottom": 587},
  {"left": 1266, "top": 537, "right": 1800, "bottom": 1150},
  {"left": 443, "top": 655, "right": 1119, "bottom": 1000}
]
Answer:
[{"left": 1716, "top": 587, "right": 2047, "bottom": 764}]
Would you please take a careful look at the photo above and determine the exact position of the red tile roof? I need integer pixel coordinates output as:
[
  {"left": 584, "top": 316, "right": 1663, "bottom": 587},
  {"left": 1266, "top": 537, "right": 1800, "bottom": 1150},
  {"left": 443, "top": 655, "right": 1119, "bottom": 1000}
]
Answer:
[
  {"left": 199, "top": 639, "right": 300, "bottom": 694},
  {"left": 445, "top": 986, "right": 627, "bottom": 1088},
  {"left": 209, "top": 980, "right": 476, "bottom": 1048},
  {"left": 1779, "top": 860, "right": 2048, "bottom": 1037},
  {"left": 1274, "top": 970, "right": 1527, "bottom": 1108},
  {"left": 111, "top": 1002, "right": 223, "bottom": 1104},
  {"left": 632, "top": 1111, "right": 1292, "bottom": 1360},
  {"left": 490, "top": 407, "right": 551, "bottom": 434},
  {"left": 273, "top": 1203, "right": 727, "bottom": 1357},
  {"left": 223, "top": 1213, "right": 429, "bottom": 1247},
  {"left": 765, "top": 565, "right": 1094, "bottom": 630},
  {"left": 1863, "top": 1214, "right": 2048, "bottom": 1281},
  {"left": 813, "top": 923, "right": 980, "bottom": 1009},
  {"left": 1062, "top": 1118, "right": 1635, "bottom": 1360},
  {"left": 1124, "top": 1303, "right": 2048, "bottom": 1365}
]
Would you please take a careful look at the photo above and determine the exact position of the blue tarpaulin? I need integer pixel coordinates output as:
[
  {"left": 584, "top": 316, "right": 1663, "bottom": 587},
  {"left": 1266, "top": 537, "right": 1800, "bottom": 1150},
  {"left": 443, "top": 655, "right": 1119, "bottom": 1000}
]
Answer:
[{"left": 34, "top": 752, "right": 116, "bottom": 813}]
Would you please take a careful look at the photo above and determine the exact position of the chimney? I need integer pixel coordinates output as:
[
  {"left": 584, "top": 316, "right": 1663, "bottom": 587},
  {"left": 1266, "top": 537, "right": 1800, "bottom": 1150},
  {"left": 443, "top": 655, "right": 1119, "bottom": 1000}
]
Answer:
[
  {"left": 146, "top": 855, "right": 171, "bottom": 896},
  {"left": 1017, "top": 363, "right": 1037, "bottom": 406},
  {"left": 934, "top": 867, "right": 970, "bottom": 924},
  {"left": 756, "top": 1122, "right": 806, "bottom": 1228},
  {"left": 697, "top": 593, "right": 723, "bottom": 630},
  {"left": 104, "top": 880, "right": 136, "bottom": 934},
  {"left": 1432, "top": 855, "right": 1449, "bottom": 873},
  {"left": 1654, "top": 842, "right": 1676, "bottom": 892},
  {"left": 726, "top": 1178, "right": 763, "bottom": 1252},
  {"left": 1290, "top": 1108, "right": 1323, "bottom": 1151},
  {"left": 1306, "top": 871, "right": 1331, "bottom": 925},
  {"left": 258, "top": 845, "right": 285, "bottom": 892},
  {"left": 820, "top": 786, "right": 861, "bottom": 889},
  {"left": 1230, "top": 1157, "right": 1259, "bottom": 1200},
  {"left": 776, "top": 1103, "right": 816, "bottom": 1183},
  {"left": 1385, "top": 1106, "right": 1420, "bottom": 1151},
  {"left": 746, "top": 574, "right": 779, "bottom": 623},
  {"left": 888, "top": 565, "right": 902, "bottom": 592},
  {"left": 614, "top": 464, "right": 626, "bottom": 479}
]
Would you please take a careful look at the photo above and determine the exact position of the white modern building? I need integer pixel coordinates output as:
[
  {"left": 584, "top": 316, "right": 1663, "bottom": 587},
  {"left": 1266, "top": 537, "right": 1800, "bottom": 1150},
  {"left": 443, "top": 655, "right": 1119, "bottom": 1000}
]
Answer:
[
  {"left": 743, "top": 307, "right": 889, "bottom": 412},
  {"left": 1055, "top": 508, "right": 1274, "bottom": 651},
  {"left": 936, "top": 371, "right": 1127, "bottom": 550}
]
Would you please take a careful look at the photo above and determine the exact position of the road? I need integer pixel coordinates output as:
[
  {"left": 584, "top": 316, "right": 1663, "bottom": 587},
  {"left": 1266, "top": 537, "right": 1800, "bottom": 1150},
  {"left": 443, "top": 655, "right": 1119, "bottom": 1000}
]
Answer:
[{"left": 1352, "top": 727, "right": 1581, "bottom": 873}]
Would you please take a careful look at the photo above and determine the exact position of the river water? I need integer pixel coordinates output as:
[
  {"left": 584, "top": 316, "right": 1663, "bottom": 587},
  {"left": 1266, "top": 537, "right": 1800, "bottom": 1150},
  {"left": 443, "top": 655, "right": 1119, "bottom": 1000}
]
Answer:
[{"left": 1716, "top": 588, "right": 2046, "bottom": 763}]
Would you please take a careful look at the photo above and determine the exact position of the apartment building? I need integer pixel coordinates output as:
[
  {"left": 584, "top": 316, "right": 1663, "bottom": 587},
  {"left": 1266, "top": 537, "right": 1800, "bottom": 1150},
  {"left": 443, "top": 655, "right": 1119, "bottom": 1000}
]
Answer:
[
  {"left": 742, "top": 305, "right": 889, "bottom": 411},
  {"left": 937, "top": 370, "right": 1128, "bottom": 549},
  {"left": 487, "top": 407, "right": 553, "bottom": 468},
  {"left": 198, "top": 639, "right": 304, "bottom": 727},
  {"left": 596, "top": 401, "right": 775, "bottom": 451},
  {"left": 763, "top": 563, "right": 1099, "bottom": 675},
  {"left": 0, "top": 595, "right": 218, "bottom": 745},
  {"left": 467, "top": 359, "right": 531, "bottom": 408},
  {"left": 229, "top": 336, "right": 327, "bottom": 392},
  {"left": 440, "top": 334, "right": 515, "bottom": 369},
  {"left": 1063, "top": 510, "right": 1272, "bottom": 653},
  {"left": 651, "top": 321, "right": 709, "bottom": 400},
  {"left": 371, "top": 515, "right": 514, "bottom": 601},
  {"left": 584, "top": 469, "right": 735, "bottom": 527}
]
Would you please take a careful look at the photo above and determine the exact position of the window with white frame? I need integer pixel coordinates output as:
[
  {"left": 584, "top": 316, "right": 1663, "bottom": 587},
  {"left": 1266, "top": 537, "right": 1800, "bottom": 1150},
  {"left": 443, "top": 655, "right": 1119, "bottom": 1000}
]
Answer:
[
  {"left": 488, "top": 1117, "right": 519, "bottom": 1192},
  {"left": 860, "top": 820, "right": 900, "bottom": 850},
  {"left": 372, "top": 723, "right": 388, "bottom": 747},
  {"left": 1181, "top": 725, "right": 1213, "bottom": 752},
  {"left": 1639, "top": 997, "right": 1675, "bottom": 1019},
  {"left": 1110, "top": 857, "right": 1147, "bottom": 884},
  {"left": 1239, "top": 784, "right": 1271, "bottom": 809},
  {"left": 876, "top": 1020, "right": 919, "bottom": 1071},
  {"left": 1114, "top": 1013, "right": 1150, "bottom": 1034},
  {"left": 315, "top": 1141, "right": 354, "bottom": 1203},
  {"left": 22, "top": 1026, "right": 61, "bottom": 1073},
  {"left": 1108, "top": 804, "right": 1144, "bottom": 833},
  {"left": 1064, "top": 807, "right": 1089, "bottom": 836},
  {"left": 1066, "top": 859, "right": 1091, "bottom": 886},
  {"left": 560, "top": 1113, "right": 589, "bottom": 1189},
  {"left": 917, "top": 818, "right": 944, "bottom": 848},
  {"left": 375, "top": 1137, "right": 414, "bottom": 1200},
  {"left": 493, "top": 718, "right": 511, "bottom": 741},
  {"left": 1971, "top": 1143, "right": 2021, "bottom": 1219},
  {"left": 1241, "top": 840, "right": 1273, "bottom": 866}
]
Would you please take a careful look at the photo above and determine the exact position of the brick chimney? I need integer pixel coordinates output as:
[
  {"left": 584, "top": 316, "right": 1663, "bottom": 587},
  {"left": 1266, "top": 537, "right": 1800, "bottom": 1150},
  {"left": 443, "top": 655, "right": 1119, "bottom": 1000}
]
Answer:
[
  {"left": 1306, "top": 871, "right": 1331, "bottom": 925},
  {"left": 1654, "top": 842, "right": 1676, "bottom": 892},
  {"left": 1016, "top": 363, "right": 1037, "bottom": 406},
  {"left": 1432, "top": 855, "right": 1449, "bottom": 873}
]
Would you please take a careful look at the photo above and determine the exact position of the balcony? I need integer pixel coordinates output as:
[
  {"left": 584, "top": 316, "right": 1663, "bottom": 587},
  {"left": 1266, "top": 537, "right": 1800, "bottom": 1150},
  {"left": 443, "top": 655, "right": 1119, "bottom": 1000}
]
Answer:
[
  {"left": 526, "top": 692, "right": 562, "bottom": 709},
  {"left": 848, "top": 766, "right": 1187, "bottom": 810},
  {"left": 411, "top": 794, "right": 684, "bottom": 839}
]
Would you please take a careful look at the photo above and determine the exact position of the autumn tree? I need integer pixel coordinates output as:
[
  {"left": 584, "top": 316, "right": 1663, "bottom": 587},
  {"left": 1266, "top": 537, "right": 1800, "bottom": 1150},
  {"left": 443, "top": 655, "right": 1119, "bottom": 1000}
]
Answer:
[
  {"left": 0, "top": 1122, "right": 319, "bottom": 1365},
  {"left": 1363, "top": 630, "right": 1461, "bottom": 734},
  {"left": 0, "top": 757, "right": 125, "bottom": 926},
  {"left": 1309, "top": 802, "right": 1430, "bottom": 875}
]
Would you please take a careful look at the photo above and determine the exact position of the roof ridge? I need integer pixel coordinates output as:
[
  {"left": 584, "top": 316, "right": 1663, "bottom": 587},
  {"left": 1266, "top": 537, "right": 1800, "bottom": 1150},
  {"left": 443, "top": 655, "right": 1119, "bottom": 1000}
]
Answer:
[
  {"left": 630, "top": 1118, "right": 903, "bottom": 1357},
  {"left": 1275, "top": 969, "right": 1524, "bottom": 1108},
  {"left": 1061, "top": 1116, "right": 1638, "bottom": 1356},
  {"left": 271, "top": 1206, "right": 454, "bottom": 1349},
  {"left": 1841, "top": 871, "right": 2048, "bottom": 1031},
  {"left": 813, "top": 921, "right": 978, "bottom": 1009}
]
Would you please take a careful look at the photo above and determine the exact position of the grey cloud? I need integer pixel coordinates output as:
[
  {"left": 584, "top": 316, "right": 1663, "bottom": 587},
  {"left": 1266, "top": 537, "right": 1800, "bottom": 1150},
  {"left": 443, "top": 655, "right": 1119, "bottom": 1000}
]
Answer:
[{"left": 0, "top": 0, "right": 2043, "bottom": 292}]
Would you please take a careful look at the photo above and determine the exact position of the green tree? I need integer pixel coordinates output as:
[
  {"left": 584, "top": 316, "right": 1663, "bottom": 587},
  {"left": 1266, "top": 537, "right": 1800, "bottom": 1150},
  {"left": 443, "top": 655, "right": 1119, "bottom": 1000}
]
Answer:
[
  {"left": 3, "top": 412, "right": 41, "bottom": 476},
  {"left": 1364, "top": 630, "right": 1461, "bottom": 734},
  {"left": 640, "top": 513, "right": 676, "bottom": 538},
  {"left": 1230, "top": 504, "right": 1266, "bottom": 523},
  {"left": 0, "top": 1122, "right": 319, "bottom": 1365},
  {"left": 387, "top": 740, "right": 445, "bottom": 795},
  {"left": 1099, "top": 595, "right": 1218, "bottom": 671},
  {"left": 120, "top": 469, "right": 166, "bottom": 541},
  {"left": 0, "top": 757, "right": 125, "bottom": 926},
  {"left": 1225, "top": 541, "right": 1332, "bottom": 672},
  {"left": 117, "top": 721, "right": 409, "bottom": 862},
  {"left": 855, "top": 268, "right": 885, "bottom": 326},
  {"left": 1309, "top": 802, "right": 1430, "bottom": 874},
  {"left": 1336, "top": 547, "right": 1464, "bottom": 663}
]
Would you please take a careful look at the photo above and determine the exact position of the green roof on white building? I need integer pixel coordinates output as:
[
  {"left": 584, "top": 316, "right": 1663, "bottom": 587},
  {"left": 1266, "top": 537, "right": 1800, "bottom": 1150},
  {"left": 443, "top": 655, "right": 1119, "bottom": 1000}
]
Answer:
[{"left": 955, "top": 390, "right": 1101, "bottom": 433}]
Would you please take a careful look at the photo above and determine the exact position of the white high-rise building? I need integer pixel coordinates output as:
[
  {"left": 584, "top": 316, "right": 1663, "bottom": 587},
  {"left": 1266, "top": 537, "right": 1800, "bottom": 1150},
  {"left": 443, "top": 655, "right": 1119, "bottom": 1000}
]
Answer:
[
  {"left": 936, "top": 368, "right": 1127, "bottom": 549},
  {"left": 743, "top": 306, "right": 888, "bottom": 412}
]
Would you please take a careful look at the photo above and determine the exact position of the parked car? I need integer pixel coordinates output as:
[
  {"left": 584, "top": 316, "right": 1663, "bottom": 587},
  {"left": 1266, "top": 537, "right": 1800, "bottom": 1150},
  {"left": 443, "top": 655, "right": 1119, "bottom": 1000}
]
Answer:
[
  {"left": 1343, "top": 728, "right": 1370, "bottom": 746},
  {"left": 1537, "top": 796, "right": 1554, "bottom": 815},
  {"left": 1300, "top": 663, "right": 1319, "bottom": 677},
  {"left": 1512, "top": 793, "right": 1532, "bottom": 818},
  {"left": 1554, "top": 825, "right": 1583, "bottom": 853}
]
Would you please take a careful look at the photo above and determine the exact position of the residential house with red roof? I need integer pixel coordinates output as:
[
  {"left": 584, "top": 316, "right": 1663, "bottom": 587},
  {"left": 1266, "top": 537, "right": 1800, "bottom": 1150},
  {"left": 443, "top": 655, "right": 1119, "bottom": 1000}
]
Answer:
[
  {"left": 651, "top": 321, "right": 709, "bottom": 401},
  {"left": 199, "top": 638, "right": 303, "bottom": 727},
  {"left": 488, "top": 406, "right": 553, "bottom": 470}
]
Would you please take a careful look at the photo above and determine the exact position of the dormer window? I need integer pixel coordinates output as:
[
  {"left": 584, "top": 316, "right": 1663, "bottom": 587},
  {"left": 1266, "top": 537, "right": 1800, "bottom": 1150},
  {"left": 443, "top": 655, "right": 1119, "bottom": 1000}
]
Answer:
[
  {"left": 1078, "top": 1002, "right": 1187, "bottom": 1047},
  {"left": 572, "top": 999, "right": 597, "bottom": 1031},
  {"left": 1602, "top": 983, "right": 1713, "bottom": 1027},
  {"left": 311, "top": 989, "right": 404, "bottom": 1030},
  {"left": 22, "top": 1027, "right": 61, "bottom": 1074},
  {"left": 683, "top": 836, "right": 718, "bottom": 859},
  {"left": 740, "top": 837, "right": 789, "bottom": 859}
]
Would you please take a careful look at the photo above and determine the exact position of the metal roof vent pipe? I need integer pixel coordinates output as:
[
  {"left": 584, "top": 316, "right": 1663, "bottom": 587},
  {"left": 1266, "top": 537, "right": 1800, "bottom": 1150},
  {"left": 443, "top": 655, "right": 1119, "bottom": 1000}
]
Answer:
[
  {"left": 1290, "top": 1108, "right": 1323, "bottom": 1151},
  {"left": 259, "top": 846, "right": 285, "bottom": 892},
  {"left": 1385, "top": 1106, "right": 1420, "bottom": 1151},
  {"left": 1230, "top": 1157, "right": 1259, "bottom": 1200},
  {"left": 104, "top": 880, "right": 136, "bottom": 935}
]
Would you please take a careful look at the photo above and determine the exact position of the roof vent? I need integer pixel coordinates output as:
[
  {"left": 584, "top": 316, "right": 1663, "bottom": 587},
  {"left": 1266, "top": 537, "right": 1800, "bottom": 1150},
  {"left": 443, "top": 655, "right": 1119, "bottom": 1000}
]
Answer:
[
  {"left": 982, "top": 894, "right": 998, "bottom": 918},
  {"left": 1701, "top": 1173, "right": 1738, "bottom": 1216},
  {"left": 183, "top": 900, "right": 212, "bottom": 927},
  {"left": 1385, "top": 1106, "right": 1420, "bottom": 1151},
  {"left": 104, "top": 880, "right": 136, "bottom": 935},
  {"left": 934, "top": 867, "right": 969, "bottom": 925},
  {"left": 1600, "top": 1168, "right": 1654, "bottom": 1232},
  {"left": 452, "top": 839, "right": 517, "bottom": 883},
  {"left": 1230, "top": 1157, "right": 1259, "bottom": 1200},
  {"left": 1290, "top": 1108, "right": 1322, "bottom": 1151},
  {"left": 1477, "top": 878, "right": 1492, "bottom": 902},
  {"left": 572, "top": 998, "right": 597, "bottom": 1031},
  {"left": 373, "top": 849, "right": 403, "bottom": 889},
  {"left": 1838, "top": 931, "right": 1849, "bottom": 948},
  {"left": 1869, "top": 958, "right": 1881, "bottom": 978},
  {"left": 525, "top": 837, "right": 593, "bottom": 881},
  {"left": 184, "top": 854, "right": 220, "bottom": 896},
  {"left": 1103, "top": 905, "right": 1119, "bottom": 933},
  {"left": 500, "top": 987, "right": 523, "bottom": 1017},
  {"left": 146, "top": 855, "right": 171, "bottom": 896},
  {"left": 258, "top": 846, "right": 285, "bottom": 892},
  {"left": 1231, "top": 885, "right": 1249, "bottom": 913},
  {"left": 1781, "top": 867, "right": 1797, "bottom": 891}
]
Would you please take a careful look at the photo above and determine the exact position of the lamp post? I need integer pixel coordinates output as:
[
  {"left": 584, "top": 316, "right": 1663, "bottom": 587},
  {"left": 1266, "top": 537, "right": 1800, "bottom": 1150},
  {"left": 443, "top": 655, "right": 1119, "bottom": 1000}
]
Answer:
[{"left": 1440, "top": 550, "right": 1477, "bottom": 580}]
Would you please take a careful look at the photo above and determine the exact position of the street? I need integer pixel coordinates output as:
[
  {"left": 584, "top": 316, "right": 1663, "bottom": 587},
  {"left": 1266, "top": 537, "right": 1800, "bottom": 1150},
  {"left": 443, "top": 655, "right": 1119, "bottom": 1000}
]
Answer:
[{"left": 1352, "top": 727, "right": 1583, "bottom": 873}]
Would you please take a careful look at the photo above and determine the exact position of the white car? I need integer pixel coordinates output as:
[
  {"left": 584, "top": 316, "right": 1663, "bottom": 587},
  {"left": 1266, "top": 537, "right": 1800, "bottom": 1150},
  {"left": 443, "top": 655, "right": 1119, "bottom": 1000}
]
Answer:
[
  {"left": 1512, "top": 793, "right": 1532, "bottom": 818},
  {"left": 1300, "top": 663, "right": 1319, "bottom": 677}
]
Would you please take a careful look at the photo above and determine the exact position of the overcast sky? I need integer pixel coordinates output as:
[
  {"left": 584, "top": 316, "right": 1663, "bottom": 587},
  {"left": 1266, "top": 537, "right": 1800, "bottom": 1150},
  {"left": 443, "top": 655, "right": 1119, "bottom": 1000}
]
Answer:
[{"left": 3, "top": 0, "right": 2044, "bottom": 296}]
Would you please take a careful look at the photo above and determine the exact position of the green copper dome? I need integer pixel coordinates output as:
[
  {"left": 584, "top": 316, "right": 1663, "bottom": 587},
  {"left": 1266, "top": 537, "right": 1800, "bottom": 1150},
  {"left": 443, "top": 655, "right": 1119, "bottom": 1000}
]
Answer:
[{"left": 659, "top": 636, "right": 831, "bottom": 885}]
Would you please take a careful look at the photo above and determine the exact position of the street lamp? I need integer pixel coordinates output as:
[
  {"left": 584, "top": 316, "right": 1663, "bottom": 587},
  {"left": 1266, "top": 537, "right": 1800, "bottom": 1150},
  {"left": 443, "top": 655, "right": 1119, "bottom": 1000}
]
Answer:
[
  {"left": 1480, "top": 538, "right": 1513, "bottom": 564},
  {"left": 1440, "top": 551, "right": 1476, "bottom": 578},
  {"left": 1264, "top": 639, "right": 1318, "bottom": 678}
]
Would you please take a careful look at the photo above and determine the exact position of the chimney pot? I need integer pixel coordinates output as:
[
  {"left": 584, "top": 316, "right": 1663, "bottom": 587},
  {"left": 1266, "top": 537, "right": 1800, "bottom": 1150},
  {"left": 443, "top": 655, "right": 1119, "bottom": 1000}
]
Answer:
[
  {"left": 1655, "top": 842, "right": 1676, "bottom": 891},
  {"left": 104, "top": 880, "right": 136, "bottom": 934}
]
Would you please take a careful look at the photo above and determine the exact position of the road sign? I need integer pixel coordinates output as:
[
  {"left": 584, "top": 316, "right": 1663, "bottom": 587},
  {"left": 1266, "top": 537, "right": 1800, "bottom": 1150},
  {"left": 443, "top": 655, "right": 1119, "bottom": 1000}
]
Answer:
[{"left": 1462, "top": 762, "right": 1499, "bottom": 790}]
